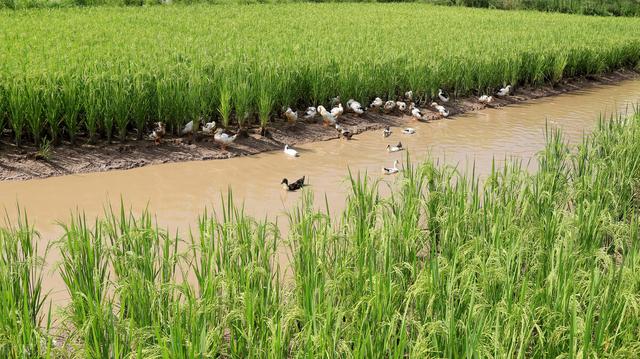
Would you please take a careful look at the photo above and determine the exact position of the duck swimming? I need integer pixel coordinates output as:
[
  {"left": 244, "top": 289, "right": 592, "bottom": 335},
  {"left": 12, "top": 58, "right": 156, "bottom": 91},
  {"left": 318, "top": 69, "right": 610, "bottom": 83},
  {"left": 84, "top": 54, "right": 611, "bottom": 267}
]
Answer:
[
  {"left": 497, "top": 85, "right": 512, "bottom": 97},
  {"left": 402, "top": 128, "right": 416, "bottom": 135},
  {"left": 284, "top": 144, "right": 299, "bottom": 157},
  {"left": 281, "top": 176, "right": 305, "bottom": 191},
  {"left": 335, "top": 124, "right": 353, "bottom": 140},
  {"left": 383, "top": 126, "right": 392, "bottom": 138},
  {"left": 383, "top": 160, "right": 400, "bottom": 175},
  {"left": 214, "top": 129, "right": 238, "bottom": 150},
  {"left": 387, "top": 142, "right": 403, "bottom": 152},
  {"left": 438, "top": 89, "right": 450, "bottom": 103}
]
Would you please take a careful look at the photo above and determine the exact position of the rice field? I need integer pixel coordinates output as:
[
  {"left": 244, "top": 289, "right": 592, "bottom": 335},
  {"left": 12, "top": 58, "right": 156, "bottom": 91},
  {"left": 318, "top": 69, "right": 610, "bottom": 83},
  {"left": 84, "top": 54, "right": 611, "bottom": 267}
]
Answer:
[
  {"left": 1, "top": 109, "right": 639, "bottom": 357},
  {"left": 0, "top": 4, "right": 640, "bottom": 145}
]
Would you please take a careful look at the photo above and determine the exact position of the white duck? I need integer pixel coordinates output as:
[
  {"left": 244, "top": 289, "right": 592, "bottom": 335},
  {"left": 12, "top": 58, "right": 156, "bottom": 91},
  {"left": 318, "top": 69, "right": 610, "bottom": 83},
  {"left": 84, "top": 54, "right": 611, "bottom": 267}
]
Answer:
[
  {"left": 411, "top": 106, "right": 423, "bottom": 121},
  {"left": 497, "top": 85, "right": 512, "bottom": 97},
  {"left": 331, "top": 103, "right": 344, "bottom": 118},
  {"left": 284, "top": 144, "right": 299, "bottom": 157},
  {"left": 384, "top": 100, "right": 396, "bottom": 113},
  {"left": 402, "top": 128, "right": 416, "bottom": 135},
  {"left": 386, "top": 142, "right": 404, "bottom": 153},
  {"left": 347, "top": 99, "right": 364, "bottom": 115},
  {"left": 285, "top": 108, "right": 298, "bottom": 123},
  {"left": 383, "top": 126, "right": 391, "bottom": 138},
  {"left": 478, "top": 95, "right": 494, "bottom": 104},
  {"left": 382, "top": 160, "right": 400, "bottom": 175},
  {"left": 405, "top": 91, "right": 413, "bottom": 101},
  {"left": 431, "top": 102, "right": 449, "bottom": 118},
  {"left": 370, "top": 97, "right": 383, "bottom": 109},
  {"left": 202, "top": 121, "right": 216, "bottom": 134},
  {"left": 181, "top": 120, "right": 194, "bottom": 135},
  {"left": 438, "top": 89, "right": 450, "bottom": 103},
  {"left": 396, "top": 101, "right": 407, "bottom": 112},
  {"left": 304, "top": 107, "right": 317, "bottom": 120},
  {"left": 317, "top": 105, "right": 337, "bottom": 126},
  {"left": 214, "top": 129, "right": 238, "bottom": 150}
]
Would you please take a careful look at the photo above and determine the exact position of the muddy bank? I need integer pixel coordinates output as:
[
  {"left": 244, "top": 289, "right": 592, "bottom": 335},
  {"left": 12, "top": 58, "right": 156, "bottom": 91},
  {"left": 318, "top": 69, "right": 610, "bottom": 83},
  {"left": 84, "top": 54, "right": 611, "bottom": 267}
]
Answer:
[{"left": 0, "top": 69, "right": 637, "bottom": 181}]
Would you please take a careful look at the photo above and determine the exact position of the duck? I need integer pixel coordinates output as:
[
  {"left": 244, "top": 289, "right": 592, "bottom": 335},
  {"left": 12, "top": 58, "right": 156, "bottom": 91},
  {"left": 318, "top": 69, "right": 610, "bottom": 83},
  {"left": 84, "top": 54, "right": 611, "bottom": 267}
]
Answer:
[
  {"left": 214, "top": 129, "right": 238, "bottom": 150},
  {"left": 383, "top": 126, "right": 392, "bottom": 138},
  {"left": 410, "top": 106, "right": 423, "bottom": 121},
  {"left": 370, "top": 97, "right": 383, "bottom": 109},
  {"left": 317, "top": 105, "right": 337, "bottom": 126},
  {"left": 382, "top": 160, "right": 400, "bottom": 175},
  {"left": 384, "top": 100, "right": 396, "bottom": 113},
  {"left": 497, "top": 85, "right": 512, "bottom": 97},
  {"left": 149, "top": 122, "right": 166, "bottom": 145},
  {"left": 181, "top": 120, "right": 194, "bottom": 135},
  {"left": 284, "top": 144, "right": 299, "bottom": 157},
  {"left": 438, "top": 89, "right": 450, "bottom": 103},
  {"left": 331, "top": 103, "right": 344, "bottom": 118},
  {"left": 336, "top": 124, "right": 353, "bottom": 140},
  {"left": 202, "top": 121, "right": 216, "bottom": 134},
  {"left": 396, "top": 101, "right": 407, "bottom": 112},
  {"left": 285, "top": 107, "right": 298, "bottom": 123},
  {"left": 402, "top": 128, "right": 416, "bottom": 135},
  {"left": 386, "top": 142, "right": 403, "bottom": 152},
  {"left": 405, "top": 91, "right": 413, "bottom": 101},
  {"left": 304, "top": 107, "right": 317, "bottom": 120},
  {"left": 431, "top": 102, "right": 449, "bottom": 118},
  {"left": 330, "top": 96, "right": 341, "bottom": 107},
  {"left": 281, "top": 176, "right": 305, "bottom": 191},
  {"left": 347, "top": 99, "right": 364, "bottom": 115},
  {"left": 478, "top": 95, "right": 494, "bottom": 104}
]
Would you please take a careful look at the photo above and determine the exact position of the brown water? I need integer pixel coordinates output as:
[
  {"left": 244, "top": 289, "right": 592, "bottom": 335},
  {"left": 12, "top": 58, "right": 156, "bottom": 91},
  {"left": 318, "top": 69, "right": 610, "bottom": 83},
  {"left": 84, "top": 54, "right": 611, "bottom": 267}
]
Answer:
[{"left": 1, "top": 80, "right": 639, "bottom": 305}]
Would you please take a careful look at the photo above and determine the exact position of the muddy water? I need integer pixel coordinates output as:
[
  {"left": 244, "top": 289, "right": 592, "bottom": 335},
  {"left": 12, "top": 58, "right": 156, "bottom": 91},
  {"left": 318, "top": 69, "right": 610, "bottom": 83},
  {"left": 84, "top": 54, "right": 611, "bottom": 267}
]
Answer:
[{"left": 1, "top": 80, "right": 639, "bottom": 306}]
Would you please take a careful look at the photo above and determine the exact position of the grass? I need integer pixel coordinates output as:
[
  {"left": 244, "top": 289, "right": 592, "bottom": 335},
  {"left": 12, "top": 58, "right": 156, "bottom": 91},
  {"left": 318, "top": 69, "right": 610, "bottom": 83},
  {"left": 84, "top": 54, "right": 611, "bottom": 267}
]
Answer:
[
  {"left": 0, "top": 4, "right": 639, "bottom": 145},
  {"left": 0, "top": 109, "right": 639, "bottom": 357}
]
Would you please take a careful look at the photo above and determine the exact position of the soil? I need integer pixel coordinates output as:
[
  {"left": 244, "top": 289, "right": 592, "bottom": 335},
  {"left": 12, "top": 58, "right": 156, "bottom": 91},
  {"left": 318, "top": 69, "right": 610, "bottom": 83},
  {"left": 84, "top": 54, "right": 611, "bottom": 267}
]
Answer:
[{"left": 0, "top": 69, "right": 637, "bottom": 181}]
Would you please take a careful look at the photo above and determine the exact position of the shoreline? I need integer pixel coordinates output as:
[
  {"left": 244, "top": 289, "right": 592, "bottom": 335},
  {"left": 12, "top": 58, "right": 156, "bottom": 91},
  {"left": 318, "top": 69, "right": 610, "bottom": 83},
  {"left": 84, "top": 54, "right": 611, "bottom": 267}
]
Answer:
[{"left": 0, "top": 69, "right": 637, "bottom": 181}]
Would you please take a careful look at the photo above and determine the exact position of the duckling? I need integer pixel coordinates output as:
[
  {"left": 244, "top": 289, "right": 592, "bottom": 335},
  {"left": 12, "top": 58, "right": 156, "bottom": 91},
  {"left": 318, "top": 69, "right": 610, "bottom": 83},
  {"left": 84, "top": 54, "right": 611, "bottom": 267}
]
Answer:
[
  {"left": 396, "top": 101, "right": 407, "bottom": 112},
  {"left": 181, "top": 120, "right": 194, "bottom": 136},
  {"left": 281, "top": 176, "right": 306, "bottom": 191},
  {"left": 497, "top": 85, "right": 512, "bottom": 97},
  {"left": 149, "top": 122, "right": 166, "bottom": 145},
  {"left": 202, "top": 121, "right": 216, "bottom": 134},
  {"left": 335, "top": 124, "right": 352, "bottom": 140},
  {"left": 382, "top": 160, "right": 400, "bottom": 175},
  {"left": 405, "top": 91, "right": 413, "bottom": 101},
  {"left": 478, "top": 95, "right": 494, "bottom": 104},
  {"left": 386, "top": 142, "right": 403, "bottom": 153},
  {"left": 438, "top": 89, "right": 450, "bottom": 103},
  {"left": 383, "top": 126, "right": 392, "bottom": 138},
  {"left": 370, "top": 97, "right": 383, "bottom": 109},
  {"left": 284, "top": 144, "right": 299, "bottom": 157},
  {"left": 402, "top": 128, "right": 416, "bottom": 135},
  {"left": 431, "top": 102, "right": 449, "bottom": 118},
  {"left": 304, "top": 107, "right": 317, "bottom": 120},
  {"left": 285, "top": 108, "right": 298, "bottom": 123},
  {"left": 317, "top": 105, "right": 337, "bottom": 126},
  {"left": 213, "top": 129, "right": 238, "bottom": 150},
  {"left": 384, "top": 100, "right": 396, "bottom": 113},
  {"left": 347, "top": 99, "right": 364, "bottom": 115},
  {"left": 331, "top": 103, "right": 344, "bottom": 118}
]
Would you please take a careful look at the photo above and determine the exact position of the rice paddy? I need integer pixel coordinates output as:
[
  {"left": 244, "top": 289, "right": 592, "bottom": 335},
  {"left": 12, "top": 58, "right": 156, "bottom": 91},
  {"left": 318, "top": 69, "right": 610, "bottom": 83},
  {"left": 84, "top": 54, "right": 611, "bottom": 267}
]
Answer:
[
  {"left": 0, "top": 4, "right": 640, "bottom": 146},
  {"left": 1, "top": 109, "right": 639, "bottom": 357}
]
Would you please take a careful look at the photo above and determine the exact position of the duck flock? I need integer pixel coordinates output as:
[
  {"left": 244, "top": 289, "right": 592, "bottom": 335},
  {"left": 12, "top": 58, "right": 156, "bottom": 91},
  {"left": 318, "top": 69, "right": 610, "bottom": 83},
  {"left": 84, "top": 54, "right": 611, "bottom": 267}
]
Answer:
[{"left": 148, "top": 85, "right": 513, "bottom": 191}]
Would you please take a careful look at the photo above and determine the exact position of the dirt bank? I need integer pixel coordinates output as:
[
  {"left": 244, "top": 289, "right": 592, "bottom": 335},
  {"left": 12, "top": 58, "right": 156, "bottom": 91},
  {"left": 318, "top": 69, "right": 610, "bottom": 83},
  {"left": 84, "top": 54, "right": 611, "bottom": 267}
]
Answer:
[{"left": 0, "top": 69, "right": 637, "bottom": 181}]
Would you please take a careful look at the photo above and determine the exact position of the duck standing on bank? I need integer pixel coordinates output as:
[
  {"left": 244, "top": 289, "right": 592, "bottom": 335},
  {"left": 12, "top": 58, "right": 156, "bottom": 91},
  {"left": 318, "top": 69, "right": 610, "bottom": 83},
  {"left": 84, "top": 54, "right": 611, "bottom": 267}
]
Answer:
[
  {"left": 202, "top": 121, "right": 216, "bottom": 134},
  {"left": 431, "top": 102, "right": 449, "bottom": 118},
  {"left": 396, "top": 101, "right": 407, "bottom": 112},
  {"left": 479, "top": 95, "right": 494, "bottom": 104},
  {"left": 181, "top": 120, "right": 194, "bottom": 136},
  {"left": 410, "top": 105, "right": 423, "bottom": 121},
  {"left": 384, "top": 100, "right": 396, "bottom": 113},
  {"left": 497, "top": 85, "right": 512, "bottom": 97},
  {"left": 405, "top": 91, "right": 413, "bottom": 102},
  {"left": 285, "top": 107, "right": 298, "bottom": 124},
  {"left": 317, "top": 105, "right": 337, "bottom": 126},
  {"left": 370, "top": 97, "right": 383, "bottom": 110},
  {"left": 331, "top": 103, "right": 344, "bottom": 118},
  {"left": 304, "top": 107, "right": 317, "bottom": 120},
  {"left": 214, "top": 128, "right": 238, "bottom": 150},
  {"left": 438, "top": 89, "right": 450, "bottom": 103},
  {"left": 149, "top": 122, "right": 166, "bottom": 145},
  {"left": 347, "top": 99, "right": 364, "bottom": 115}
]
